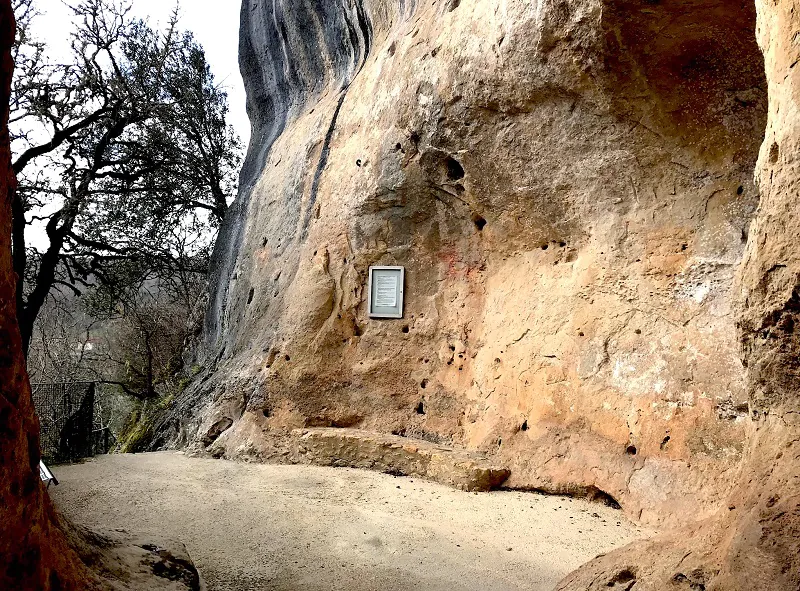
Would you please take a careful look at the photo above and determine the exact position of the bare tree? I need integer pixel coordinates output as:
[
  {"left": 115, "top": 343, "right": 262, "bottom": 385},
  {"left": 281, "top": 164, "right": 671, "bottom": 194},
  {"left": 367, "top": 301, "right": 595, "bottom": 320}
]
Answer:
[
  {"left": 90, "top": 270, "right": 204, "bottom": 399},
  {"left": 25, "top": 287, "right": 97, "bottom": 384}
]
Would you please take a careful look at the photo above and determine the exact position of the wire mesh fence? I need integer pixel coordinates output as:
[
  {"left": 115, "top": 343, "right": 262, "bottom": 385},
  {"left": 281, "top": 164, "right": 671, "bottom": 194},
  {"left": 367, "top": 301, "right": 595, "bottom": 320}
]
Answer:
[{"left": 31, "top": 382, "right": 116, "bottom": 464}]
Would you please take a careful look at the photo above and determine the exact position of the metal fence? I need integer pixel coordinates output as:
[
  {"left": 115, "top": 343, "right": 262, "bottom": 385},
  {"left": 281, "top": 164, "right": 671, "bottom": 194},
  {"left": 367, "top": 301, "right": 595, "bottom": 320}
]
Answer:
[{"left": 31, "top": 382, "right": 116, "bottom": 463}]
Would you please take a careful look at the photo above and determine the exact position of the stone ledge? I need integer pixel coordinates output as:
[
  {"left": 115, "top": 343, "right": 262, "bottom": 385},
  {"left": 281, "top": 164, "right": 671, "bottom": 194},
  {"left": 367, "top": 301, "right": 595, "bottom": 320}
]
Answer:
[{"left": 289, "top": 428, "right": 510, "bottom": 492}]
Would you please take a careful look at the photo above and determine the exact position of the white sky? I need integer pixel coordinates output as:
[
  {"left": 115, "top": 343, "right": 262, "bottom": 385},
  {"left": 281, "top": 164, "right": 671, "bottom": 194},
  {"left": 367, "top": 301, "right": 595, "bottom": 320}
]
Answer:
[{"left": 30, "top": 0, "right": 250, "bottom": 145}]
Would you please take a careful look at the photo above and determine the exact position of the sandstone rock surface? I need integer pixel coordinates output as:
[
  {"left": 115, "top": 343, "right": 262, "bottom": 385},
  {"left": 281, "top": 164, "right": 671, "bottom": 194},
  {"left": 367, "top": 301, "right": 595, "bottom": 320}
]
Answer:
[
  {"left": 290, "top": 427, "right": 510, "bottom": 491},
  {"left": 163, "top": 0, "right": 772, "bottom": 532},
  {"left": 149, "top": 0, "right": 800, "bottom": 586},
  {"left": 558, "top": 0, "right": 800, "bottom": 588}
]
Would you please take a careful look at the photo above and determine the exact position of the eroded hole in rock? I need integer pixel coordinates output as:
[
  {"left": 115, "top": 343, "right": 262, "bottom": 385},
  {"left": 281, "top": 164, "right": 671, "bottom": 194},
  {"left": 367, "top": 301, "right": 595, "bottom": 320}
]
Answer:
[
  {"left": 447, "top": 0, "right": 461, "bottom": 11},
  {"left": 520, "top": 420, "right": 528, "bottom": 432},
  {"left": 402, "top": 325, "right": 410, "bottom": 333},
  {"left": 444, "top": 156, "right": 465, "bottom": 180},
  {"left": 150, "top": 550, "right": 203, "bottom": 590},
  {"left": 472, "top": 213, "right": 487, "bottom": 231},
  {"left": 416, "top": 401, "right": 425, "bottom": 414},
  {"left": 202, "top": 418, "right": 233, "bottom": 447},
  {"left": 625, "top": 445, "right": 637, "bottom": 456},
  {"left": 671, "top": 571, "right": 708, "bottom": 591},
  {"left": 606, "top": 568, "right": 637, "bottom": 588},
  {"left": 331, "top": 416, "right": 363, "bottom": 428},
  {"left": 420, "top": 379, "right": 428, "bottom": 389},
  {"left": 660, "top": 436, "right": 671, "bottom": 450},
  {"left": 585, "top": 486, "right": 622, "bottom": 509},
  {"left": 769, "top": 142, "right": 779, "bottom": 163},
  {"left": 247, "top": 288, "right": 255, "bottom": 305}
]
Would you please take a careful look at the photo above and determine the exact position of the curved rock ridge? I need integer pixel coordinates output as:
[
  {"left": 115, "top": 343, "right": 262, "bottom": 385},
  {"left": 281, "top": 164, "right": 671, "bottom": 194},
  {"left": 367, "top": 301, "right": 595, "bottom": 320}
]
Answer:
[
  {"left": 289, "top": 427, "right": 511, "bottom": 492},
  {"left": 166, "top": 0, "right": 772, "bottom": 531}
]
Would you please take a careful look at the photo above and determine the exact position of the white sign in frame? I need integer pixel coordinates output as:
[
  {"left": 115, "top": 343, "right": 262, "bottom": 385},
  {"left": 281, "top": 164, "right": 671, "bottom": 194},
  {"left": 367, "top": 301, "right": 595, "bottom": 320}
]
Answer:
[{"left": 368, "top": 266, "right": 405, "bottom": 319}]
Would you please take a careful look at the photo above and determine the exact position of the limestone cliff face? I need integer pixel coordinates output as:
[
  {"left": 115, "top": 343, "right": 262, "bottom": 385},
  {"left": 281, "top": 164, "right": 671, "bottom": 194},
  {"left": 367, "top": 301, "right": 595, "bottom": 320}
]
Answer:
[
  {"left": 172, "top": 0, "right": 771, "bottom": 527},
  {"left": 558, "top": 2, "right": 800, "bottom": 587}
]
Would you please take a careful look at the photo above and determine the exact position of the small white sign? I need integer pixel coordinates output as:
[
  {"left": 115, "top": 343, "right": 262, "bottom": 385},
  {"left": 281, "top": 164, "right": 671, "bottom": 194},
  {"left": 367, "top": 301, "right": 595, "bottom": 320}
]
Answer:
[
  {"left": 374, "top": 274, "right": 398, "bottom": 308},
  {"left": 368, "top": 266, "right": 405, "bottom": 319},
  {"left": 39, "top": 460, "right": 57, "bottom": 486}
]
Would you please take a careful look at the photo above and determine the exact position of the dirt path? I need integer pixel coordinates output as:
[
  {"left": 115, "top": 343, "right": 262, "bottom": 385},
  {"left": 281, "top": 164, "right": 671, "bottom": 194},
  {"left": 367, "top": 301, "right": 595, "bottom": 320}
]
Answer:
[{"left": 51, "top": 452, "right": 651, "bottom": 591}]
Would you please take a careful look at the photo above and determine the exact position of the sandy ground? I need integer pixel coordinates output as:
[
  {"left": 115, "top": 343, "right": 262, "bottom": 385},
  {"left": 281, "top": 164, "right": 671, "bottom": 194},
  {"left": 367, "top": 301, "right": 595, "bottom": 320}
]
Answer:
[{"left": 51, "top": 452, "right": 652, "bottom": 591}]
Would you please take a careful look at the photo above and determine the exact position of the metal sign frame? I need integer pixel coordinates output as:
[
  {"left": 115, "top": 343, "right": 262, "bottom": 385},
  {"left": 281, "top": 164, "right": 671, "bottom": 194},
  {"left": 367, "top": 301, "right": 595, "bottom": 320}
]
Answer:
[{"left": 367, "top": 266, "right": 405, "bottom": 319}]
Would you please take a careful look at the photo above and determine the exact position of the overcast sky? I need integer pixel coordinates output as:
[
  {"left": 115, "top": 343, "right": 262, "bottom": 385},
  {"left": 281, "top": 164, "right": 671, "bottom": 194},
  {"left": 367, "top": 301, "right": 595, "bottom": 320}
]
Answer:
[{"left": 31, "top": 0, "right": 250, "bottom": 145}]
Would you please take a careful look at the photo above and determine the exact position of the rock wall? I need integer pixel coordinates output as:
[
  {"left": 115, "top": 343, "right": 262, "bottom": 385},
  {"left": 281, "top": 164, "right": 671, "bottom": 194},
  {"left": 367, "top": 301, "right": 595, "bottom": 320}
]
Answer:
[
  {"left": 167, "top": 0, "right": 773, "bottom": 528},
  {"left": 558, "top": 1, "right": 800, "bottom": 587}
]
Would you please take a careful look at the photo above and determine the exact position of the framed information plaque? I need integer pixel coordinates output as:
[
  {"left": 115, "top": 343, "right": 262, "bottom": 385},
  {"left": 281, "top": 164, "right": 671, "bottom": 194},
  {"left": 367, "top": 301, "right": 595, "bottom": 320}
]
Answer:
[{"left": 368, "top": 266, "right": 405, "bottom": 319}]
